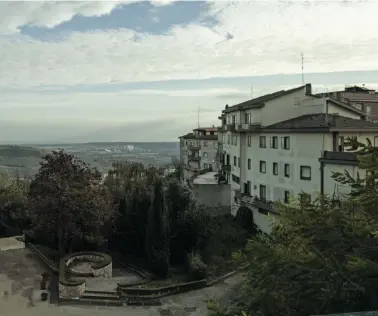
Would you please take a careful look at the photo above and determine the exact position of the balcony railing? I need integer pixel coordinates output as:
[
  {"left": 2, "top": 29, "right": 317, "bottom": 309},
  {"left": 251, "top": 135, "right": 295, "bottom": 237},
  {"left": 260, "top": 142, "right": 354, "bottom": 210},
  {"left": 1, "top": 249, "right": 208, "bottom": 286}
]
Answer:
[
  {"left": 187, "top": 143, "right": 201, "bottom": 151},
  {"left": 252, "top": 197, "right": 279, "bottom": 214},
  {"left": 235, "top": 122, "right": 261, "bottom": 132},
  {"left": 188, "top": 155, "right": 201, "bottom": 162},
  {"left": 222, "top": 164, "right": 231, "bottom": 172}
]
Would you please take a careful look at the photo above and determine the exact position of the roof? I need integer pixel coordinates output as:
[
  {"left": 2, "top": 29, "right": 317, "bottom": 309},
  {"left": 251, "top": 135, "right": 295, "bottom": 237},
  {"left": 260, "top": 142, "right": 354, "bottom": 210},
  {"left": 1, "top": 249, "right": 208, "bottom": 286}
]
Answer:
[
  {"left": 345, "top": 85, "right": 375, "bottom": 92},
  {"left": 328, "top": 97, "right": 364, "bottom": 115},
  {"left": 224, "top": 85, "right": 307, "bottom": 113},
  {"left": 179, "top": 133, "right": 218, "bottom": 140},
  {"left": 263, "top": 114, "right": 378, "bottom": 132},
  {"left": 193, "top": 127, "right": 218, "bottom": 132}
]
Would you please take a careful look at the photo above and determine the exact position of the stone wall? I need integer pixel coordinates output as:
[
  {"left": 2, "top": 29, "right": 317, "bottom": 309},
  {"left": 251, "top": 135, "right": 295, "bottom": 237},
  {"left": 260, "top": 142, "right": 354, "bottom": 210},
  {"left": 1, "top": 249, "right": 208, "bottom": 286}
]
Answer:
[
  {"left": 59, "top": 281, "right": 85, "bottom": 298},
  {"left": 59, "top": 252, "right": 113, "bottom": 299}
]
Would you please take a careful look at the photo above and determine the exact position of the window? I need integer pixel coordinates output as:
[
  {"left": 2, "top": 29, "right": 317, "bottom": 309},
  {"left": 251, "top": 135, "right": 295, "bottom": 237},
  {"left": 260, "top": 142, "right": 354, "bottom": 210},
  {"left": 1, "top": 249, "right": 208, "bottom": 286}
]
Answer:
[
  {"left": 273, "top": 162, "right": 278, "bottom": 175},
  {"left": 259, "top": 185, "right": 267, "bottom": 200},
  {"left": 232, "top": 174, "right": 240, "bottom": 184},
  {"left": 232, "top": 115, "right": 236, "bottom": 124},
  {"left": 227, "top": 135, "right": 231, "bottom": 144},
  {"left": 270, "top": 136, "right": 278, "bottom": 148},
  {"left": 248, "top": 136, "right": 252, "bottom": 147},
  {"left": 338, "top": 136, "right": 344, "bottom": 152},
  {"left": 284, "top": 190, "right": 290, "bottom": 203},
  {"left": 284, "top": 164, "right": 290, "bottom": 177},
  {"left": 281, "top": 137, "right": 290, "bottom": 150},
  {"left": 233, "top": 135, "right": 238, "bottom": 145},
  {"left": 300, "top": 166, "right": 311, "bottom": 180},
  {"left": 259, "top": 136, "right": 266, "bottom": 148},
  {"left": 248, "top": 158, "right": 251, "bottom": 170},
  {"left": 260, "top": 161, "right": 266, "bottom": 173},
  {"left": 233, "top": 156, "right": 237, "bottom": 166},
  {"left": 203, "top": 152, "right": 208, "bottom": 158},
  {"left": 245, "top": 113, "right": 251, "bottom": 124},
  {"left": 204, "top": 163, "right": 208, "bottom": 169},
  {"left": 237, "top": 157, "right": 240, "bottom": 167},
  {"left": 203, "top": 141, "right": 208, "bottom": 147}
]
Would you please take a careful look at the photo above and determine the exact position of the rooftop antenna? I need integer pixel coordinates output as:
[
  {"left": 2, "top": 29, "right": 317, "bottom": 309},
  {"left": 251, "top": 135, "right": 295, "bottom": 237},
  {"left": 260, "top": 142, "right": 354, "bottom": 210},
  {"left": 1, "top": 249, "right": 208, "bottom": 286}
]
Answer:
[
  {"left": 197, "top": 106, "right": 200, "bottom": 128},
  {"left": 301, "top": 52, "right": 305, "bottom": 85}
]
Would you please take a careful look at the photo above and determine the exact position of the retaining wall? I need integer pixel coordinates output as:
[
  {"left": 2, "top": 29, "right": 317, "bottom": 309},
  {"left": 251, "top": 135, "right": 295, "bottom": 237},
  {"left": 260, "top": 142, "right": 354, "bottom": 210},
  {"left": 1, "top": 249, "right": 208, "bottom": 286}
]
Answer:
[{"left": 59, "top": 251, "right": 112, "bottom": 298}]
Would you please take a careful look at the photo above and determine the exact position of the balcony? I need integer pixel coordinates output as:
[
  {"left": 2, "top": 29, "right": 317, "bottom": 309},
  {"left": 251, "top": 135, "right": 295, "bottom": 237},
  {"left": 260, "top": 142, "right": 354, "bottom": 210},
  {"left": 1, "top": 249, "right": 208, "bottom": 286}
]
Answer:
[
  {"left": 251, "top": 197, "right": 279, "bottom": 214},
  {"left": 235, "top": 190, "right": 256, "bottom": 205},
  {"left": 319, "top": 151, "right": 358, "bottom": 166},
  {"left": 188, "top": 155, "right": 201, "bottom": 162},
  {"left": 235, "top": 122, "right": 261, "bottom": 132},
  {"left": 222, "top": 164, "right": 231, "bottom": 172},
  {"left": 187, "top": 143, "right": 201, "bottom": 151}
]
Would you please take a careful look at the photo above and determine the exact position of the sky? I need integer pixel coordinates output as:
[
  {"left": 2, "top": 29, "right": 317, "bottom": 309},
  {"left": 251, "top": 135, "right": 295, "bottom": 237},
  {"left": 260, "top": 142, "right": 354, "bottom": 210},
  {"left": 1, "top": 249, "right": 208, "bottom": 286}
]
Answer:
[{"left": 1, "top": 0, "right": 378, "bottom": 143}]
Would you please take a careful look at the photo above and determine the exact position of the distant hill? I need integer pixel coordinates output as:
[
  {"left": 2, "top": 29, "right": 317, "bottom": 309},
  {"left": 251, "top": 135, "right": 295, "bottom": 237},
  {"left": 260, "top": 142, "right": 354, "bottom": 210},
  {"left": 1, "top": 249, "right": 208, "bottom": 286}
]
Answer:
[{"left": 0, "top": 145, "right": 44, "bottom": 158}]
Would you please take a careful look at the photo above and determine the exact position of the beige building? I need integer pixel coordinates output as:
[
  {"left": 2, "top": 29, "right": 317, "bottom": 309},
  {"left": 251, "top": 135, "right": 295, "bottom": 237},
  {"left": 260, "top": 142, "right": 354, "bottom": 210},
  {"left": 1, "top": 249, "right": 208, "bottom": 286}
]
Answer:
[
  {"left": 217, "top": 84, "right": 378, "bottom": 233},
  {"left": 179, "top": 127, "right": 219, "bottom": 183}
]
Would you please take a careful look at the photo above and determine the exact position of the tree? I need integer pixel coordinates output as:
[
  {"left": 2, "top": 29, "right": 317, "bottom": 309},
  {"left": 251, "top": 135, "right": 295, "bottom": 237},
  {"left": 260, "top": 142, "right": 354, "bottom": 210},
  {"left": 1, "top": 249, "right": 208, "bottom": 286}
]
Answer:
[
  {"left": 28, "top": 150, "right": 114, "bottom": 255},
  {"left": 145, "top": 178, "right": 170, "bottom": 277}
]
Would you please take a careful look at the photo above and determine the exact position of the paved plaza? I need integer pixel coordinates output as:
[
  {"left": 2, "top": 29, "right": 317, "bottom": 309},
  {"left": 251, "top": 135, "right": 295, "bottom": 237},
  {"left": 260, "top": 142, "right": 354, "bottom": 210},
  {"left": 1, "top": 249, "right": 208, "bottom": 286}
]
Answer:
[{"left": 0, "top": 245, "right": 244, "bottom": 316}]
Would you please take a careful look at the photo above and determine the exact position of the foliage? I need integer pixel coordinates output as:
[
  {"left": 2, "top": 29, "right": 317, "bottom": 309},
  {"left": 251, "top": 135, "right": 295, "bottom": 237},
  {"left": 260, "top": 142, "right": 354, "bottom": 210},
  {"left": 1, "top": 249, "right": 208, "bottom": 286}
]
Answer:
[
  {"left": 0, "top": 172, "right": 31, "bottom": 230},
  {"left": 145, "top": 178, "right": 170, "bottom": 277},
  {"left": 187, "top": 251, "right": 207, "bottom": 280},
  {"left": 228, "top": 138, "right": 378, "bottom": 316},
  {"left": 28, "top": 150, "right": 114, "bottom": 255}
]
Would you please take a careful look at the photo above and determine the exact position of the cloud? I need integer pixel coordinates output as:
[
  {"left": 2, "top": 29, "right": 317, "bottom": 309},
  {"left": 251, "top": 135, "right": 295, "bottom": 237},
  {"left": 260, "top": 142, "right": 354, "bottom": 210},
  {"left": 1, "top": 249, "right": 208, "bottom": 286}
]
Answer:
[
  {"left": 0, "top": 1, "right": 378, "bottom": 88},
  {"left": 0, "top": 1, "right": 174, "bottom": 34}
]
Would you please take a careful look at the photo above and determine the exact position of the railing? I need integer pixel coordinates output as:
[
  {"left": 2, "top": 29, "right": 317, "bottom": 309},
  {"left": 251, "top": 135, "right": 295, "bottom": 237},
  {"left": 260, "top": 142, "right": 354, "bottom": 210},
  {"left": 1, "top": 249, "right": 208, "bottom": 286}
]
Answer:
[
  {"left": 188, "top": 155, "right": 201, "bottom": 161},
  {"left": 235, "top": 123, "right": 261, "bottom": 132},
  {"left": 187, "top": 144, "right": 201, "bottom": 151},
  {"left": 252, "top": 197, "right": 278, "bottom": 214},
  {"left": 222, "top": 164, "right": 231, "bottom": 172}
]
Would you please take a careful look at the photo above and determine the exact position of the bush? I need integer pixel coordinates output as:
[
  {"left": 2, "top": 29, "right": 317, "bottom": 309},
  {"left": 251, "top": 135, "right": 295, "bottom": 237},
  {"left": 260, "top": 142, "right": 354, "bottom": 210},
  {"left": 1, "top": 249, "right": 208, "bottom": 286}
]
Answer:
[{"left": 187, "top": 251, "right": 207, "bottom": 280}]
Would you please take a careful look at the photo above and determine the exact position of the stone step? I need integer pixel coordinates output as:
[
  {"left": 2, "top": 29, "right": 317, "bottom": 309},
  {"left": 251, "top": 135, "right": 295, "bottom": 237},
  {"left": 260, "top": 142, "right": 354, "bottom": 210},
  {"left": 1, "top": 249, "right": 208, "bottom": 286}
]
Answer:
[
  {"left": 82, "top": 293, "right": 120, "bottom": 301},
  {"left": 60, "top": 297, "right": 123, "bottom": 307}
]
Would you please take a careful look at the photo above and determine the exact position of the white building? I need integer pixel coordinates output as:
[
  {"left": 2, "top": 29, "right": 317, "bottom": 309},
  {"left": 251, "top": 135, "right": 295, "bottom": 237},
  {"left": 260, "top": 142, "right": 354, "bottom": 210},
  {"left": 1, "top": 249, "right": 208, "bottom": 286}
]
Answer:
[
  {"left": 179, "top": 127, "right": 219, "bottom": 182},
  {"left": 218, "top": 84, "right": 378, "bottom": 233}
]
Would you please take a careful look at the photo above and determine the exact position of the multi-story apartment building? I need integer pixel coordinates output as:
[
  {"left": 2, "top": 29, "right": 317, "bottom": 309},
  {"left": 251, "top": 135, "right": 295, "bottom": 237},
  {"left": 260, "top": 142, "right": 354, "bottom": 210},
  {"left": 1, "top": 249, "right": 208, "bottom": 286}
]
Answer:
[
  {"left": 316, "top": 85, "right": 378, "bottom": 121},
  {"left": 179, "top": 127, "right": 219, "bottom": 182},
  {"left": 218, "top": 84, "right": 378, "bottom": 233}
]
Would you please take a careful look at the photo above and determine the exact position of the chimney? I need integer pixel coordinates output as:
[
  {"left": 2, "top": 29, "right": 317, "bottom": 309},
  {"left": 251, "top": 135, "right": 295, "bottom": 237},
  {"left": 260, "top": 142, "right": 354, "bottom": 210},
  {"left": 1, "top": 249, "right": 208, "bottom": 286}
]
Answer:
[
  {"left": 305, "top": 83, "right": 312, "bottom": 95},
  {"left": 225, "top": 104, "right": 229, "bottom": 109}
]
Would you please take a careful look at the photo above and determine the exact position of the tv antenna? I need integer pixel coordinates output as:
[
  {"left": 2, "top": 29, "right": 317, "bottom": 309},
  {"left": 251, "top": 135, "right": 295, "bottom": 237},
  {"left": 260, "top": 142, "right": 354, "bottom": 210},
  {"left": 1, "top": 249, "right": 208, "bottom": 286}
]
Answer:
[
  {"left": 301, "top": 52, "right": 305, "bottom": 85},
  {"left": 197, "top": 106, "right": 200, "bottom": 128}
]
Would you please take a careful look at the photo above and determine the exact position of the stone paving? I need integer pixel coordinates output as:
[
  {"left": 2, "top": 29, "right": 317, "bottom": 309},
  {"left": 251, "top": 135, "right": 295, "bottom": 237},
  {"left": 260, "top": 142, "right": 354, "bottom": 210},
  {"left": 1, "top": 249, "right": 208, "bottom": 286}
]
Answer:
[{"left": 0, "top": 248, "right": 245, "bottom": 316}]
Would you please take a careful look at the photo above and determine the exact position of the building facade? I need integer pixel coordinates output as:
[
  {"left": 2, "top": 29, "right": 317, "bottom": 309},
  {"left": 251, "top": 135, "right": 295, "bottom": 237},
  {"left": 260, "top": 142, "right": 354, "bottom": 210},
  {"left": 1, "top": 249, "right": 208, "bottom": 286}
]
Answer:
[
  {"left": 179, "top": 127, "right": 219, "bottom": 183},
  {"left": 217, "top": 84, "right": 378, "bottom": 233}
]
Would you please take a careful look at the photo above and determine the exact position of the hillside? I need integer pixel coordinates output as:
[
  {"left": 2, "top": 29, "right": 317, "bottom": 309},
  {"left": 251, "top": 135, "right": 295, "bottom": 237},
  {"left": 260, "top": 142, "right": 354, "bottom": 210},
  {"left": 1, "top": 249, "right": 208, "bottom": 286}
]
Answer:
[{"left": 0, "top": 145, "right": 44, "bottom": 158}]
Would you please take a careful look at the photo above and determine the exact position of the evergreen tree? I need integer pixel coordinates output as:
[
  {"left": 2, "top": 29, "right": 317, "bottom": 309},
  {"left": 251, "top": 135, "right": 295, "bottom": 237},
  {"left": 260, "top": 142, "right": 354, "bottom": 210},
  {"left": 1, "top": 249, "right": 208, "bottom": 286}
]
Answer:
[{"left": 145, "top": 178, "right": 170, "bottom": 277}]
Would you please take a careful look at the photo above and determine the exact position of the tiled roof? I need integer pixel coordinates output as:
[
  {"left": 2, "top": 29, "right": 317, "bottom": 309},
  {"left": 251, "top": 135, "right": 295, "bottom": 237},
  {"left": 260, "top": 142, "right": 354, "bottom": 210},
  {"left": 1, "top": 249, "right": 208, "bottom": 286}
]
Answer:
[
  {"left": 224, "top": 85, "right": 306, "bottom": 113},
  {"left": 264, "top": 114, "right": 378, "bottom": 130}
]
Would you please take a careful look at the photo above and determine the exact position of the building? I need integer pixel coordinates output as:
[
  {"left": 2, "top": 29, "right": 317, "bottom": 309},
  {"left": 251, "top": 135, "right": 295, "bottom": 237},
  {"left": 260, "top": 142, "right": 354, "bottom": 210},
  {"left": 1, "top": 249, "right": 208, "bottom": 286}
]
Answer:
[
  {"left": 218, "top": 84, "right": 378, "bottom": 233},
  {"left": 316, "top": 85, "right": 378, "bottom": 122},
  {"left": 179, "top": 127, "right": 219, "bottom": 182}
]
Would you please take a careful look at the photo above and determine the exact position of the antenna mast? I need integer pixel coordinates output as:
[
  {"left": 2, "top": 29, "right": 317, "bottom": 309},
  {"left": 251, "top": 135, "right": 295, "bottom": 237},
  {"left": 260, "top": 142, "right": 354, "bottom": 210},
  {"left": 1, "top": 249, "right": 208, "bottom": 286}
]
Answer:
[
  {"left": 301, "top": 52, "right": 305, "bottom": 85},
  {"left": 197, "top": 106, "right": 200, "bottom": 128}
]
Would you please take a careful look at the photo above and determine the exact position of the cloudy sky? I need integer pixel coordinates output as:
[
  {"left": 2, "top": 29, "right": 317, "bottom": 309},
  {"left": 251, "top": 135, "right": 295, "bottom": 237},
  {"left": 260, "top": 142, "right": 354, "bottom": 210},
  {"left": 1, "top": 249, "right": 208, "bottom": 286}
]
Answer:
[{"left": 1, "top": 0, "right": 378, "bottom": 143}]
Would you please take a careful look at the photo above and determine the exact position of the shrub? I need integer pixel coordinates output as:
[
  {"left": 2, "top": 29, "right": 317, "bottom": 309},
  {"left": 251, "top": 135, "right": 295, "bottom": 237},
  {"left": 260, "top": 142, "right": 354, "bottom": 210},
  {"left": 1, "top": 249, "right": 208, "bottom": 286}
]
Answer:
[{"left": 187, "top": 251, "right": 207, "bottom": 280}]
